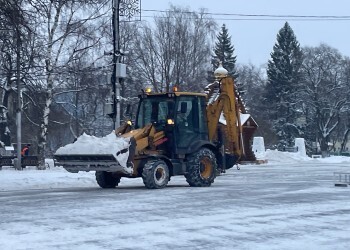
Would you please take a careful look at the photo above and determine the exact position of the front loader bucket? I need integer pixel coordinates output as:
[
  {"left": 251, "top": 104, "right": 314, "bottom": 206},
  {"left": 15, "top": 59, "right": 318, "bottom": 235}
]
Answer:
[
  {"left": 54, "top": 132, "right": 135, "bottom": 175},
  {"left": 54, "top": 154, "right": 130, "bottom": 174}
]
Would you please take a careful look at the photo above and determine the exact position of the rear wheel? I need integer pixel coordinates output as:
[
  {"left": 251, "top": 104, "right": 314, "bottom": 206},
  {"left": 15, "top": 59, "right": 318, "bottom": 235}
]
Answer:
[
  {"left": 95, "top": 171, "right": 121, "bottom": 188},
  {"left": 185, "top": 148, "right": 217, "bottom": 187},
  {"left": 142, "top": 160, "right": 169, "bottom": 189}
]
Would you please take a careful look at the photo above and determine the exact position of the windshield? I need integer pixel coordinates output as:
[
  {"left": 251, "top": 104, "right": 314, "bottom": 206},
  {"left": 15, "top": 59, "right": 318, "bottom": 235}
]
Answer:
[{"left": 136, "top": 97, "right": 174, "bottom": 129}]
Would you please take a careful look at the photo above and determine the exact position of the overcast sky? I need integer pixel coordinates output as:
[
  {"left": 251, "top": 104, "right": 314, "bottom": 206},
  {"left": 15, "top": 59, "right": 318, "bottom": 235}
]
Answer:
[{"left": 140, "top": 0, "right": 350, "bottom": 66}]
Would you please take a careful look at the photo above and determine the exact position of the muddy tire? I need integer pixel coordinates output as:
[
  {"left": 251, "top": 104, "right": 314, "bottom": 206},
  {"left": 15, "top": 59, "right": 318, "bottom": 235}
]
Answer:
[
  {"left": 95, "top": 171, "right": 121, "bottom": 188},
  {"left": 142, "top": 160, "right": 169, "bottom": 189},
  {"left": 185, "top": 148, "right": 217, "bottom": 187}
]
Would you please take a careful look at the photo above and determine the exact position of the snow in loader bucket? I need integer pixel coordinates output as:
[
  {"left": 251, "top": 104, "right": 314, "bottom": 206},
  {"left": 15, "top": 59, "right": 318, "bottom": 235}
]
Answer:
[{"left": 54, "top": 132, "right": 132, "bottom": 174}]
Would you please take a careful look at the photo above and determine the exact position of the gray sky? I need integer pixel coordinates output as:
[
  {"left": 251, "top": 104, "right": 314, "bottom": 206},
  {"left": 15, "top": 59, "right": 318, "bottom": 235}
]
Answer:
[{"left": 141, "top": 0, "right": 350, "bottom": 65}]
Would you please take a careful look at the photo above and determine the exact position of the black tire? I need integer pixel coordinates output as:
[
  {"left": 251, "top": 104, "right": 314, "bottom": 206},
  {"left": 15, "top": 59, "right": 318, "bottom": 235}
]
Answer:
[
  {"left": 142, "top": 160, "right": 169, "bottom": 189},
  {"left": 185, "top": 148, "right": 217, "bottom": 187},
  {"left": 95, "top": 171, "right": 121, "bottom": 188}
]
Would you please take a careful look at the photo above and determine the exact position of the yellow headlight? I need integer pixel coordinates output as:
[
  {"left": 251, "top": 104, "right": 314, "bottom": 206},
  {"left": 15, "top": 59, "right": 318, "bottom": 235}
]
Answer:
[{"left": 167, "top": 119, "right": 174, "bottom": 125}]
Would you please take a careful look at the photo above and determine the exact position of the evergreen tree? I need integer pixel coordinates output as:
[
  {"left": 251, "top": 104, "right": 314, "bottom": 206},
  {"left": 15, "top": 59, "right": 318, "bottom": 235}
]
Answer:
[
  {"left": 209, "top": 24, "right": 237, "bottom": 80},
  {"left": 264, "top": 22, "right": 303, "bottom": 148}
]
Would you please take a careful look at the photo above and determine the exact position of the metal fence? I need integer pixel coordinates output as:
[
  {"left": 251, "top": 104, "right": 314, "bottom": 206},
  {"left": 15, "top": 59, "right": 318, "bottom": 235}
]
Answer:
[{"left": 334, "top": 172, "right": 350, "bottom": 187}]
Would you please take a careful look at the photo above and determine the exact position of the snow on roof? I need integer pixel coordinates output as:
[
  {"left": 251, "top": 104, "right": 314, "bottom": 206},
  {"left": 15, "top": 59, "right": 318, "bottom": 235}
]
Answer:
[
  {"left": 207, "top": 88, "right": 220, "bottom": 104},
  {"left": 219, "top": 112, "right": 257, "bottom": 126},
  {"left": 240, "top": 113, "right": 250, "bottom": 125}
]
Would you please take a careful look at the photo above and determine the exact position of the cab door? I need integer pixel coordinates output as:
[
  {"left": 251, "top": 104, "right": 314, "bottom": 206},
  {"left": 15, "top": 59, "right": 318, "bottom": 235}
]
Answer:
[{"left": 174, "top": 96, "right": 208, "bottom": 154}]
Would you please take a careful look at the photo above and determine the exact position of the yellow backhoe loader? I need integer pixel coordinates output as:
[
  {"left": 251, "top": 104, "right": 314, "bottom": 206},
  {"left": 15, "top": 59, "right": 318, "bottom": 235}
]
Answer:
[{"left": 54, "top": 66, "right": 257, "bottom": 189}]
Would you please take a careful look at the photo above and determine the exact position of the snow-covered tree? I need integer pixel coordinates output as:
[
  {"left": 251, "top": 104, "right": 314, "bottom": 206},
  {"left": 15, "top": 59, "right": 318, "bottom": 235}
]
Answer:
[
  {"left": 301, "top": 44, "right": 350, "bottom": 157},
  {"left": 339, "top": 58, "right": 350, "bottom": 153},
  {"left": 264, "top": 22, "right": 303, "bottom": 148},
  {"left": 339, "top": 114, "right": 350, "bottom": 153},
  {"left": 210, "top": 24, "right": 238, "bottom": 81}
]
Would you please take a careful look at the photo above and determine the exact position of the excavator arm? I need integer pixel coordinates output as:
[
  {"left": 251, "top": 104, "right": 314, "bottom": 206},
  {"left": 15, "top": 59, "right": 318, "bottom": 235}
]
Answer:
[{"left": 206, "top": 77, "right": 244, "bottom": 159}]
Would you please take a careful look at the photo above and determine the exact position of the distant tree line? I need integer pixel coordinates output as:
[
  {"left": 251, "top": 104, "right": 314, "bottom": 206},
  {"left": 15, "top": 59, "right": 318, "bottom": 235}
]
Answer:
[
  {"left": 262, "top": 23, "right": 350, "bottom": 156},
  {"left": 1, "top": 2, "right": 349, "bottom": 167}
]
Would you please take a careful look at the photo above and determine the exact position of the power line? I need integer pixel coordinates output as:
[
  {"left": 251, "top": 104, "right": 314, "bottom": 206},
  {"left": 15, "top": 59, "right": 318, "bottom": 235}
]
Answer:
[
  {"left": 141, "top": 15, "right": 350, "bottom": 21},
  {"left": 142, "top": 9, "right": 350, "bottom": 20}
]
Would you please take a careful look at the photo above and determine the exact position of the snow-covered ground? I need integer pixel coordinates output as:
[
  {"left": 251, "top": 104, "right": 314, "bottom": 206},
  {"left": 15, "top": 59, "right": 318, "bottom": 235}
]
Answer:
[{"left": 0, "top": 151, "right": 350, "bottom": 249}]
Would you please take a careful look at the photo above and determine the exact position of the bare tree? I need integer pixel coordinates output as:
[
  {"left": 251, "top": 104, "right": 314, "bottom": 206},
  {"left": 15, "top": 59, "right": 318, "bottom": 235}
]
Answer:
[
  {"left": 55, "top": 57, "right": 113, "bottom": 139},
  {"left": 133, "top": 5, "right": 216, "bottom": 93},
  {"left": 235, "top": 64, "right": 278, "bottom": 146},
  {"left": 25, "top": 0, "right": 110, "bottom": 168},
  {"left": 117, "top": 21, "right": 142, "bottom": 121},
  {"left": 0, "top": 0, "right": 32, "bottom": 151}
]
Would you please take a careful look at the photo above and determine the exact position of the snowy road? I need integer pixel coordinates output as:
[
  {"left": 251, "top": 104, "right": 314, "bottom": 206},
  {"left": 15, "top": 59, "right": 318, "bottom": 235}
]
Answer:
[{"left": 1, "top": 159, "right": 350, "bottom": 249}]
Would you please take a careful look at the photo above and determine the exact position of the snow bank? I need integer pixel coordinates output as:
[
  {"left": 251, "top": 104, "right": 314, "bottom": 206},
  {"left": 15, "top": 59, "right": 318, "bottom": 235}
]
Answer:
[
  {"left": 55, "top": 132, "right": 131, "bottom": 169},
  {"left": 0, "top": 166, "right": 96, "bottom": 191},
  {"left": 265, "top": 149, "right": 312, "bottom": 164},
  {"left": 313, "top": 155, "right": 350, "bottom": 164},
  {"left": 265, "top": 149, "right": 350, "bottom": 164}
]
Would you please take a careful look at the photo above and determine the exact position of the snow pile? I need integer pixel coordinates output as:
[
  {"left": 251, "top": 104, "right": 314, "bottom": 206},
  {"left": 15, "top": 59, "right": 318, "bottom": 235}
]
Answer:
[
  {"left": 252, "top": 137, "right": 266, "bottom": 160},
  {"left": 265, "top": 149, "right": 312, "bottom": 163},
  {"left": 313, "top": 155, "right": 350, "bottom": 164},
  {"left": 265, "top": 149, "right": 350, "bottom": 164},
  {"left": 55, "top": 132, "right": 131, "bottom": 169},
  {"left": 0, "top": 166, "right": 96, "bottom": 191},
  {"left": 294, "top": 138, "right": 306, "bottom": 157}
]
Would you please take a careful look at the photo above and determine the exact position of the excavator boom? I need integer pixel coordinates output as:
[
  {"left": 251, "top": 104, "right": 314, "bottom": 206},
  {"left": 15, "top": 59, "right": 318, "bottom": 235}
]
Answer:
[{"left": 206, "top": 77, "right": 244, "bottom": 159}]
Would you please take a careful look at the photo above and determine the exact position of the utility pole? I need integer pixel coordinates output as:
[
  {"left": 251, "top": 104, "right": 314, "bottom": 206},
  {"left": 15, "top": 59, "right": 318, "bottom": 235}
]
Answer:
[
  {"left": 15, "top": 26, "right": 22, "bottom": 170},
  {"left": 113, "top": 0, "right": 121, "bottom": 129},
  {"left": 107, "top": 0, "right": 140, "bottom": 130}
]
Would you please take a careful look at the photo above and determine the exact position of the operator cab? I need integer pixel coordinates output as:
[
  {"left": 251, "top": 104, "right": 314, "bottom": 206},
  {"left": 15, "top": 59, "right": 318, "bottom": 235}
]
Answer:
[{"left": 135, "top": 92, "right": 209, "bottom": 155}]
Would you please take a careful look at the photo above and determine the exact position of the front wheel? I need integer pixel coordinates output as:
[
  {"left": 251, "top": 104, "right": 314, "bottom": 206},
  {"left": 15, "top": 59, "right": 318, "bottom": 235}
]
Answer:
[
  {"left": 95, "top": 171, "right": 121, "bottom": 188},
  {"left": 142, "top": 160, "right": 169, "bottom": 189},
  {"left": 185, "top": 148, "right": 217, "bottom": 187}
]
